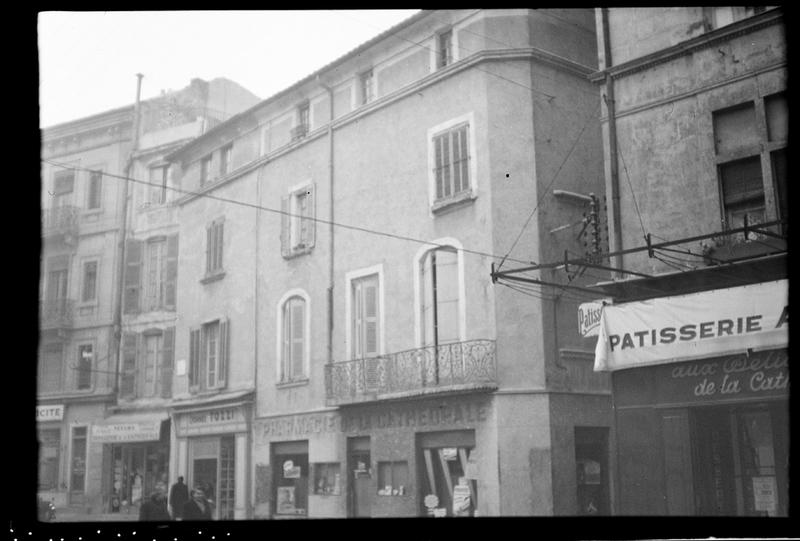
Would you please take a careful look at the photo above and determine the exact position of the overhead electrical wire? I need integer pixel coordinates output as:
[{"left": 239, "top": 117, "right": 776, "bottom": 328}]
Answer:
[{"left": 41, "top": 158, "right": 534, "bottom": 267}]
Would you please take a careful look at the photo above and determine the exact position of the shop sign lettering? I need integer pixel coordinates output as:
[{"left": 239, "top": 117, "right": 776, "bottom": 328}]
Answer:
[
  {"left": 663, "top": 350, "right": 788, "bottom": 401},
  {"left": 258, "top": 414, "right": 341, "bottom": 441},
  {"left": 187, "top": 407, "right": 241, "bottom": 426},
  {"left": 36, "top": 405, "right": 64, "bottom": 422},
  {"left": 341, "top": 401, "right": 488, "bottom": 433},
  {"left": 578, "top": 301, "right": 605, "bottom": 337}
]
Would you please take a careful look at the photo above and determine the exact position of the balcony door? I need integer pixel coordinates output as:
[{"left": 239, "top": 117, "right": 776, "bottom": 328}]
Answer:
[{"left": 46, "top": 268, "right": 68, "bottom": 303}]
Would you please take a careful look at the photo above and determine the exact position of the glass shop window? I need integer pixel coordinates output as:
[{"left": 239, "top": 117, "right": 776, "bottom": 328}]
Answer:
[
  {"left": 312, "top": 463, "right": 341, "bottom": 496},
  {"left": 377, "top": 461, "right": 409, "bottom": 496}
]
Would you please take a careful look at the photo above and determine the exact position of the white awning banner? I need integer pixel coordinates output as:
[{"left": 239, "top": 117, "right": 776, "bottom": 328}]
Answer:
[
  {"left": 91, "top": 412, "right": 169, "bottom": 443},
  {"left": 593, "top": 279, "right": 788, "bottom": 372}
]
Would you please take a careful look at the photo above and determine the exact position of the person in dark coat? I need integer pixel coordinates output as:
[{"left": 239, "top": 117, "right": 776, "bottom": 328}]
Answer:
[
  {"left": 169, "top": 476, "right": 189, "bottom": 520},
  {"left": 139, "top": 483, "right": 171, "bottom": 522},
  {"left": 182, "top": 485, "right": 213, "bottom": 521}
]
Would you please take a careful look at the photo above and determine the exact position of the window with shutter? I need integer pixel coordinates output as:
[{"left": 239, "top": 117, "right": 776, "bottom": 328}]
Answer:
[
  {"left": 280, "top": 297, "right": 306, "bottom": 382},
  {"left": 205, "top": 322, "right": 218, "bottom": 389},
  {"left": 218, "top": 318, "right": 229, "bottom": 389},
  {"left": 77, "top": 344, "right": 93, "bottom": 390},
  {"left": 82, "top": 260, "right": 98, "bottom": 303},
  {"left": 121, "top": 333, "right": 138, "bottom": 398},
  {"left": 189, "top": 328, "right": 201, "bottom": 389},
  {"left": 164, "top": 234, "right": 178, "bottom": 309},
  {"left": 421, "top": 247, "right": 460, "bottom": 347},
  {"left": 352, "top": 274, "right": 380, "bottom": 359},
  {"left": 204, "top": 220, "right": 224, "bottom": 278},
  {"left": 283, "top": 185, "right": 315, "bottom": 258},
  {"left": 87, "top": 170, "right": 102, "bottom": 210},
  {"left": 124, "top": 240, "right": 143, "bottom": 313},
  {"left": 432, "top": 123, "right": 470, "bottom": 205},
  {"left": 143, "top": 333, "right": 162, "bottom": 397}
]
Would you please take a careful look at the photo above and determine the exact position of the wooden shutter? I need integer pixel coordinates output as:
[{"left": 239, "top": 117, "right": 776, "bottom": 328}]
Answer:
[
  {"left": 459, "top": 125, "right": 469, "bottom": 190},
  {"left": 164, "top": 234, "right": 178, "bottom": 310},
  {"left": 124, "top": 239, "right": 143, "bottom": 313},
  {"left": 353, "top": 281, "right": 363, "bottom": 358},
  {"left": 305, "top": 186, "right": 315, "bottom": 249},
  {"left": 120, "top": 332, "right": 138, "bottom": 398},
  {"left": 218, "top": 318, "right": 229, "bottom": 388},
  {"left": 364, "top": 277, "right": 379, "bottom": 357},
  {"left": 161, "top": 327, "right": 175, "bottom": 398},
  {"left": 282, "top": 303, "right": 290, "bottom": 381},
  {"left": 434, "top": 135, "right": 444, "bottom": 199},
  {"left": 215, "top": 222, "right": 224, "bottom": 271},
  {"left": 189, "top": 327, "right": 200, "bottom": 389},
  {"left": 205, "top": 224, "right": 213, "bottom": 273},
  {"left": 291, "top": 301, "right": 304, "bottom": 378},
  {"left": 280, "top": 196, "right": 290, "bottom": 257}
]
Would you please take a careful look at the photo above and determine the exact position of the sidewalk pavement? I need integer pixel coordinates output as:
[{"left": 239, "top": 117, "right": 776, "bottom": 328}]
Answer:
[{"left": 53, "top": 507, "right": 140, "bottom": 522}]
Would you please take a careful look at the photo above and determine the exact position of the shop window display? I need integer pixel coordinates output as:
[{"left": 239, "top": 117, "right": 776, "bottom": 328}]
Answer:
[
  {"left": 274, "top": 453, "right": 308, "bottom": 515},
  {"left": 312, "top": 463, "right": 341, "bottom": 495},
  {"left": 419, "top": 443, "right": 477, "bottom": 517},
  {"left": 377, "top": 461, "right": 408, "bottom": 496}
]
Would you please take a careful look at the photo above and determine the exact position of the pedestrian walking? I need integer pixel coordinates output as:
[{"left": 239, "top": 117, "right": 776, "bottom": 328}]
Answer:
[
  {"left": 139, "top": 483, "right": 171, "bottom": 522},
  {"left": 182, "top": 485, "right": 213, "bottom": 521},
  {"left": 169, "top": 476, "right": 189, "bottom": 520}
]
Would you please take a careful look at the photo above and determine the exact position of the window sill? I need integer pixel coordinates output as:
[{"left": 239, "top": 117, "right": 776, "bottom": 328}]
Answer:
[
  {"left": 81, "top": 208, "right": 103, "bottom": 217},
  {"left": 282, "top": 246, "right": 314, "bottom": 260},
  {"left": 276, "top": 378, "right": 309, "bottom": 389},
  {"left": 431, "top": 191, "right": 476, "bottom": 215},
  {"left": 200, "top": 271, "right": 226, "bottom": 285}
]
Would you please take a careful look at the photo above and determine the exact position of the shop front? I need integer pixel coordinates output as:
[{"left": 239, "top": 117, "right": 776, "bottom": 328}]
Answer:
[
  {"left": 593, "top": 279, "right": 789, "bottom": 516},
  {"left": 172, "top": 396, "right": 252, "bottom": 520},
  {"left": 252, "top": 394, "right": 494, "bottom": 519},
  {"left": 37, "top": 404, "right": 67, "bottom": 508},
  {"left": 92, "top": 411, "right": 170, "bottom": 514}
]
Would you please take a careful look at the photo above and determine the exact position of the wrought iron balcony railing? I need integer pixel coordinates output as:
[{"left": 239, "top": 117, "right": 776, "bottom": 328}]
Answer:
[
  {"left": 325, "top": 339, "right": 497, "bottom": 405},
  {"left": 40, "top": 298, "right": 74, "bottom": 329},
  {"left": 42, "top": 206, "right": 79, "bottom": 239}
]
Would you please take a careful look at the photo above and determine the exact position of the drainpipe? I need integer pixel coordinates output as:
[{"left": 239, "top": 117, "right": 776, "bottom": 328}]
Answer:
[
  {"left": 316, "top": 76, "right": 335, "bottom": 370},
  {"left": 113, "top": 73, "right": 143, "bottom": 396},
  {"left": 600, "top": 9, "right": 623, "bottom": 275}
]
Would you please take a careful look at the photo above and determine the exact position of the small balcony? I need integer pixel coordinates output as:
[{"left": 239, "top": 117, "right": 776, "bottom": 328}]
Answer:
[
  {"left": 40, "top": 298, "right": 74, "bottom": 330},
  {"left": 42, "top": 206, "right": 79, "bottom": 241},
  {"left": 290, "top": 124, "right": 308, "bottom": 141},
  {"left": 325, "top": 339, "right": 497, "bottom": 405}
]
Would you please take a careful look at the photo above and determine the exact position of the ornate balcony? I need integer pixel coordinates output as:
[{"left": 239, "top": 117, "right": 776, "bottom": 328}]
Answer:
[
  {"left": 42, "top": 206, "right": 79, "bottom": 241},
  {"left": 325, "top": 339, "right": 497, "bottom": 405},
  {"left": 40, "top": 298, "right": 74, "bottom": 330}
]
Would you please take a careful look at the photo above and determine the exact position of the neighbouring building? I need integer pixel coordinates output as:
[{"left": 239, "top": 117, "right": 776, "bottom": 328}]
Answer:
[
  {"left": 39, "top": 77, "right": 259, "bottom": 516},
  {"left": 587, "top": 7, "right": 787, "bottom": 516},
  {"left": 167, "top": 9, "right": 609, "bottom": 518}
]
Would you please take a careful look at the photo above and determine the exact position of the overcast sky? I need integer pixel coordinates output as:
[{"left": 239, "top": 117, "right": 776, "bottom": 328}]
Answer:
[{"left": 38, "top": 10, "right": 420, "bottom": 128}]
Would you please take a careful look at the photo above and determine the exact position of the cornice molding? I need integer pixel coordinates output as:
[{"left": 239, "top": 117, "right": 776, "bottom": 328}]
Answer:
[{"left": 589, "top": 8, "right": 783, "bottom": 83}]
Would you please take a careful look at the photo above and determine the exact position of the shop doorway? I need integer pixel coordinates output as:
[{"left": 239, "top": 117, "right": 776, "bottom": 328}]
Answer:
[
  {"left": 691, "top": 401, "right": 788, "bottom": 516},
  {"left": 417, "top": 430, "right": 477, "bottom": 517},
  {"left": 189, "top": 436, "right": 236, "bottom": 520},
  {"left": 574, "top": 427, "right": 610, "bottom": 515},
  {"left": 271, "top": 440, "right": 309, "bottom": 516},
  {"left": 347, "top": 437, "right": 372, "bottom": 517}
]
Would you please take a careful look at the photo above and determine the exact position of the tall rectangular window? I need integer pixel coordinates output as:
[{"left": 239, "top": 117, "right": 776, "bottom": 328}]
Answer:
[
  {"left": 206, "top": 220, "right": 224, "bottom": 275},
  {"left": 189, "top": 320, "right": 228, "bottom": 391},
  {"left": 77, "top": 344, "right": 93, "bottom": 390},
  {"left": 360, "top": 69, "right": 374, "bottom": 105},
  {"left": 352, "top": 274, "right": 379, "bottom": 359},
  {"left": 82, "top": 260, "right": 98, "bottom": 303},
  {"left": 298, "top": 103, "right": 310, "bottom": 132},
  {"left": 149, "top": 166, "right": 168, "bottom": 205},
  {"left": 420, "top": 247, "right": 461, "bottom": 348},
  {"left": 281, "top": 186, "right": 315, "bottom": 257},
  {"left": 200, "top": 155, "right": 213, "bottom": 185},
  {"left": 438, "top": 30, "right": 453, "bottom": 68},
  {"left": 219, "top": 144, "right": 233, "bottom": 177},
  {"left": 143, "top": 334, "right": 163, "bottom": 397},
  {"left": 281, "top": 296, "right": 307, "bottom": 382},
  {"left": 87, "top": 170, "right": 102, "bottom": 209},
  {"left": 146, "top": 239, "right": 166, "bottom": 310},
  {"left": 719, "top": 157, "right": 765, "bottom": 230},
  {"left": 40, "top": 343, "right": 63, "bottom": 394},
  {"left": 53, "top": 170, "right": 75, "bottom": 207},
  {"left": 433, "top": 123, "right": 470, "bottom": 202}
]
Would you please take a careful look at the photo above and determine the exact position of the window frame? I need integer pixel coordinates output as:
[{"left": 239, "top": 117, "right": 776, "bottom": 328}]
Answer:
[
  {"left": 189, "top": 318, "right": 228, "bottom": 393},
  {"left": 80, "top": 258, "right": 99, "bottom": 305},
  {"left": 147, "top": 164, "right": 169, "bottom": 207},
  {"left": 200, "top": 154, "right": 213, "bottom": 186},
  {"left": 427, "top": 113, "right": 477, "bottom": 214},
  {"left": 204, "top": 218, "right": 225, "bottom": 280},
  {"left": 312, "top": 462, "right": 341, "bottom": 496},
  {"left": 377, "top": 461, "right": 410, "bottom": 496},
  {"left": 281, "top": 183, "right": 316, "bottom": 258},
  {"left": 69, "top": 424, "right": 89, "bottom": 494},
  {"left": 76, "top": 342, "right": 94, "bottom": 391},
  {"left": 85, "top": 168, "right": 103, "bottom": 211},
  {"left": 144, "top": 237, "right": 167, "bottom": 310},
  {"left": 712, "top": 93, "right": 787, "bottom": 236},
  {"left": 219, "top": 144, "right": 233, "bottom": 177},
  {"left": 345, "top": 265, "right": 385, "bottom": 361},
  {"left": 413, "top": 238, "right": 467, "bottom": 348},
  {"left": 276, "top": 289, "right": 311, "bottom": 385},
  {"left": 359, "top": 69, "right": 375, "bottom": 105},
  {"left": 39, "top": 342, "right": 64, "bottom": 395}
]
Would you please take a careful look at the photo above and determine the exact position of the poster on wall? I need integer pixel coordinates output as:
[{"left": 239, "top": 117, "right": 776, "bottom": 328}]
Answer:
[
  {"left": 276, "top": 486, "right": 296, "bottom": 514},
  {"left": 453, "top": 482, "right": 471, "bottom": 516},
  {"left": 283, "top": 460, "right": 301, "bottom": 479},
  {"left": 752, "top": 476, "right": 777, "bottom": 514}
]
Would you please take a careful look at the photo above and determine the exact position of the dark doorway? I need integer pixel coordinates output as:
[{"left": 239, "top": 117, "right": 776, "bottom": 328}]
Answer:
[
  {"left": 574, "top": 427, "right": 610, "bottom": 515},
  {"left": 348, "top": 437, "right": 372, "bottom": 517}
]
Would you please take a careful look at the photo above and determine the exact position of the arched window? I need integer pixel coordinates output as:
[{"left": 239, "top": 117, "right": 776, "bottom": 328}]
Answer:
[
  {"left": 281, "top": 295, "right": 307, "bottom": 382},
  {"left": 419, "top": 246, "right": 461, "bottom": 348}
]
